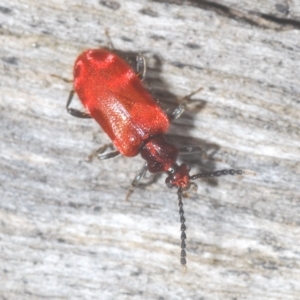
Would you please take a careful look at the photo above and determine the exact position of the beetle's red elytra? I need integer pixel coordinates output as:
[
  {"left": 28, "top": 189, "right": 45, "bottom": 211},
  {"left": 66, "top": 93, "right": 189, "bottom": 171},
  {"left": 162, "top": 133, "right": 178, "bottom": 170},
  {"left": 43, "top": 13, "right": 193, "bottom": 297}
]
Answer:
[
  {"left": 67, "top": 48, "right": 250, "bottom": 271},
  {"left": 73, "top": 49, "right": 169, "bottom": 157}
]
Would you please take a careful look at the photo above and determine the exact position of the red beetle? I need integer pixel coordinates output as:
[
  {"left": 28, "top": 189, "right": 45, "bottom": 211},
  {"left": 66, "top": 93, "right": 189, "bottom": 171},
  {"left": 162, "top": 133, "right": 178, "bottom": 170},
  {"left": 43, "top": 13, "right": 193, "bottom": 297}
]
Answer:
[{"left": 67, "top": 48, "right": 247, "bottom": 271}]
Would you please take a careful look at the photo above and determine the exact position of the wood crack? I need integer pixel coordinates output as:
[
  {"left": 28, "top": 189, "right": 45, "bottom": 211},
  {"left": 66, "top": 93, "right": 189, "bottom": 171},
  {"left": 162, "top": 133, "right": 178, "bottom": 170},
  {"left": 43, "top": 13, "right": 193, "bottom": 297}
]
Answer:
[{"left": 152, "top": 0, "right": 300, "bottom": 30}]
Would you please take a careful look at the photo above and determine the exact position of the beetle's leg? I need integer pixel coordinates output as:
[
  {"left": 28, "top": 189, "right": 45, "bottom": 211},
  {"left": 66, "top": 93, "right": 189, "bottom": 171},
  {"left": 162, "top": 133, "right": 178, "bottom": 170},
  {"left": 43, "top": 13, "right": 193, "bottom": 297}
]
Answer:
[
  {"left": 169, "top": 102, "right": 186, "bottom": 121},
  {"left": 87, "top": 143, "right": 120, "bottom": 161},
  {"left": 178, "top": 146, "right": 204, "bottom": 155},
  {"left": 126, "top": 162, "right": 148, "bottom": 201},
  {"left": 98, "top": 149, "right": 121, "bottom": 160},
  {"left": 179, "top": 145, "right": 209, "bottom": 163},
  {"left": 136, "top": 54, "right": 147, "bottom": 80},
  {"left": 169, "top": 87, "right": 203, "bottom": 121},
  {"left": 66, "top": 90, "right": 92, "bottom": 118},
  {"left": 94, "top": 144, "right": 120, "bottom": 160}
]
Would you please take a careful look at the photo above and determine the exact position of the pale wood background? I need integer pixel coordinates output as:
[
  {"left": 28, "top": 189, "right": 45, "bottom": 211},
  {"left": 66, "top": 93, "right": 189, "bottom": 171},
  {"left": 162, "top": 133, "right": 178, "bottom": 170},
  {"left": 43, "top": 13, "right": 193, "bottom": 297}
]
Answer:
[{"left": 1, "top": 0, "right": 300, "bottom": 299}]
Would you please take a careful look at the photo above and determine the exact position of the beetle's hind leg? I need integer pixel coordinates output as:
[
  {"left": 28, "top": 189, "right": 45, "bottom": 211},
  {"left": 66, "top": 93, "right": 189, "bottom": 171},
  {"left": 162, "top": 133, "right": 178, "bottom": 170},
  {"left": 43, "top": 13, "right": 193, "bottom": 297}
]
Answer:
[
  {"left": 66, "top": 90, "right": 92, "bottom": 118},
  {"left": 87, "top": 143, "right": 121, "bottom": 161},
  {"left": 66, "top": 91, "right": 120, "bottom": 159},
  {"left": 97, "top": 147, "right": 120, "bottom": 160},
  {"left": 126, "top": 162, "right": 148, "bottom": 201}
]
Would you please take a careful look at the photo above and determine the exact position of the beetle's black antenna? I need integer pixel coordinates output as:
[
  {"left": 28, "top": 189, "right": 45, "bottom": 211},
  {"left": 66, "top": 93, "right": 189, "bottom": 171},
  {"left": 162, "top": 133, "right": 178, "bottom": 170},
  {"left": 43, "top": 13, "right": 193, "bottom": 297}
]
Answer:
[
  {"left": 189, "top": 169, "right": 256, "bottom": 181},
  {"left": 177, "top": 188, "right": 187, "bottom": 273},
  {"left": 177, "top": 168, "right": 255, "bottom": 272}
]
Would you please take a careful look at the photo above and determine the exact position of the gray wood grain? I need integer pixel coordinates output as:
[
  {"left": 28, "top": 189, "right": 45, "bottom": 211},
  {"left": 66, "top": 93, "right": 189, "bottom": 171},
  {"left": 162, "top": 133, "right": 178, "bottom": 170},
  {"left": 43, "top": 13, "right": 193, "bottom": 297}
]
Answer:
[{"left": 1, "top": 0, "right": 300, "bottom": 299}]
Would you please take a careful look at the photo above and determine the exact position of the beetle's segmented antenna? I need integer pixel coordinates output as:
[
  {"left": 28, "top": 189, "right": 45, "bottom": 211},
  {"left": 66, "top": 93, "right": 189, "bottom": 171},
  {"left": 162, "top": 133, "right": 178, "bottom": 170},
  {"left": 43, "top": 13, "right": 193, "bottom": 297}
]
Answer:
[
  {"left": 177, "top": 188, "right": 187, "bottom": 273},
  {"left": 189, "top": 169, "right": 243, "bottom": 180}
]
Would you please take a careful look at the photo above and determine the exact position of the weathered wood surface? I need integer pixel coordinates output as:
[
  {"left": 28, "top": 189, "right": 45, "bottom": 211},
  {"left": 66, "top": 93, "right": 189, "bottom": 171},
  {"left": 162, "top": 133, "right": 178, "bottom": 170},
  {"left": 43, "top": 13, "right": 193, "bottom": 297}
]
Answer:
[{"left": 1, "top": 0, "right": 300, "bottom": 299}]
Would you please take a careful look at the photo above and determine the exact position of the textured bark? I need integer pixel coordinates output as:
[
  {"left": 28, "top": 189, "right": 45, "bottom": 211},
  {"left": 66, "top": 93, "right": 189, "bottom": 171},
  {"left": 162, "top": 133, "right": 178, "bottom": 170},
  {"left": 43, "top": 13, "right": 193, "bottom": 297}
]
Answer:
[{"left": 1, "top": 0, "right": 300, "bottom": 299}]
